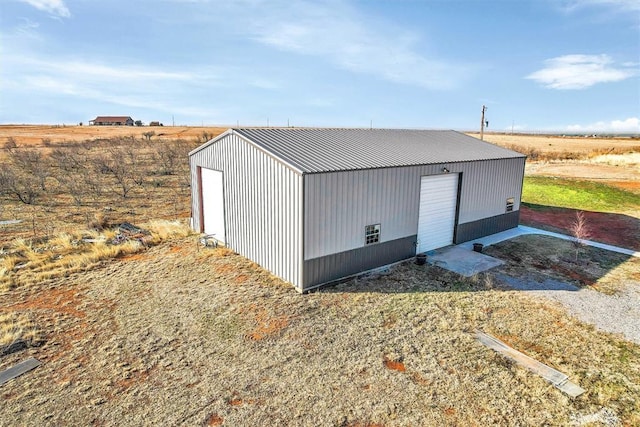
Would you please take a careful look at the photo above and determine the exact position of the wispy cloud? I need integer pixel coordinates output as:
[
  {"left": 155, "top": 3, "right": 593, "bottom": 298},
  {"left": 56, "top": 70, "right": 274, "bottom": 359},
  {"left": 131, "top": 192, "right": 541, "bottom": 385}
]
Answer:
[
  {"left": 1, "top": 54, "right": 222, "bottom": 117},
  {"left": 526, "top": 54, "right": 637, "bottom": 89},
  {"left": 247, "top": 0, "right": 471, "bottom": 90},
  {"left": 561, "top": 0, "right": 640, "bottom": 13},
  {"left": 567, "top": 117, "right": 640, "bottom": 133},
  {"left": 20, "top": 0, "right": 70, "bottom": 18}
]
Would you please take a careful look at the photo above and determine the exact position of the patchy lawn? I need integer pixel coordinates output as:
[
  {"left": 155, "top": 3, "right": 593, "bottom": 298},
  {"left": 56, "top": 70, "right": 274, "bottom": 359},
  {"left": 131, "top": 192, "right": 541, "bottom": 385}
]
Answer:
[
  {"left": 484, "top": 234, "right": 639, "bottom": 294},
  {"left": 1, "top": 237, "right": 639, "bottom": 426}
]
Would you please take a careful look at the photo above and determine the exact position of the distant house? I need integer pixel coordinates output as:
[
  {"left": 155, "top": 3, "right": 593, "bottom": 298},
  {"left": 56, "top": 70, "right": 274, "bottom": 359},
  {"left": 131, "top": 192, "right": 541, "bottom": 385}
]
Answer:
[
  {"left": 89, "top": 116, "right": 134, "bottom": 126},
  {"left": 149, "top": 121, "right": 163, "bottom": 126}
]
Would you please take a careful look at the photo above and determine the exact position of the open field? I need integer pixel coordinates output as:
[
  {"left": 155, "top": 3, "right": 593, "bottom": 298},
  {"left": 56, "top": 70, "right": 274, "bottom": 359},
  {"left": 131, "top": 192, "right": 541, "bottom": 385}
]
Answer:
[
  {"left": 468, "top": 132, "right": 640, "bottom": 155},
  {"left": 1, "top": 125, "right": 639, "bottom": 425},
  {"left": 1, "top": 235, "right": 639, "bottom": 426},
  {"left": 0, "top": 125, "right": 227, "bottom": 147}
]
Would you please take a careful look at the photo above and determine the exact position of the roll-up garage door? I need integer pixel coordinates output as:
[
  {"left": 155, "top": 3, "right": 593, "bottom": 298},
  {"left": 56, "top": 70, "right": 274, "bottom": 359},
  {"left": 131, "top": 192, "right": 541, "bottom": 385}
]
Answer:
[
  {"left": 201, "top": 168, "right": 226, "bottom": 243},
  {"left": 416, "top": 174, "right": 459, "bottom": 253}
]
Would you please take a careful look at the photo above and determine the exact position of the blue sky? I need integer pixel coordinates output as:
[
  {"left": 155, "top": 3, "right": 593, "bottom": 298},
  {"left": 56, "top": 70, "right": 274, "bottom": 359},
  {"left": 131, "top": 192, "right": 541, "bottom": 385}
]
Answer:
[{"left": 1, "top": 0, "right": 639, "bottom": 133}]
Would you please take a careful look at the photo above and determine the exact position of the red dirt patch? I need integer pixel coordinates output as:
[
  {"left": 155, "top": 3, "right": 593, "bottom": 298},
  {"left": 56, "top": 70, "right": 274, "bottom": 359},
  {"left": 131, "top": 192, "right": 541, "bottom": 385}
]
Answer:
[
  {"left": 247, "top": 306, "right": 290, "bottom": 341},
  {"left": 8, "top": 287, "right": 86, "bottom": 318},
  {"left": 520, "top": 205, "right": 640, "bottom": 251},
  {"left": 118, "top": 253, "right": 148, "bottom": 262},
  {"left": 383, "top": 357, "right": 406, "bottom": 372},
  {"left": 347, "top": 422, "right": 385, "bottom": 427},
  {"left": 608, "top": 180, "right": 640, "bottom": 194},
  {"left": 234, "top": 274, "right": 249, "bottom": 284},
  {"left": 228, "top": 398, "right": 243, "bottom": 406},
  {"left": 206, "top": 413, "right": 224, "bottom": 426}
]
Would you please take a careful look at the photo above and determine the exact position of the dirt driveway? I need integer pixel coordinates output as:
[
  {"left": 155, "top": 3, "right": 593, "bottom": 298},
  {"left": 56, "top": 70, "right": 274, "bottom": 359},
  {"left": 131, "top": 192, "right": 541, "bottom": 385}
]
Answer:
[{"left": 1, "top": 237, "right": 639, "bottom": 426}]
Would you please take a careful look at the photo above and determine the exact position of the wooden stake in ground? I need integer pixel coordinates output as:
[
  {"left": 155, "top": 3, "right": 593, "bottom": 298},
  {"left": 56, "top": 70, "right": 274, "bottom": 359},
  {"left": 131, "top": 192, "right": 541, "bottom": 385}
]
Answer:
[
  {"left": 0, "top": 358, "right": 41, "bottom": 386},
  {"left": 476, "top": 330, "right": 585, "bottom": 398}
]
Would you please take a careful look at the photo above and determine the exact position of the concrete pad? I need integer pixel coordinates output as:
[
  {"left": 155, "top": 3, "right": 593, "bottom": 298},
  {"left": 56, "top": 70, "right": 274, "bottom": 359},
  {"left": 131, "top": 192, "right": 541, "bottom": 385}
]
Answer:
[
  {"left": 458, "top": 225, "right": 639, "bottom": 258},
  {"left": 426, "top": 245, "right": 504, "bottom": 277}
]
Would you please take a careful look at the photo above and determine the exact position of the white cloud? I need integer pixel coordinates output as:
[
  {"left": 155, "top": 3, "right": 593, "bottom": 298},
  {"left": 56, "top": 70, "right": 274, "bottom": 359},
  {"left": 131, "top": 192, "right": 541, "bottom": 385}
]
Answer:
[
  {"left": 567, "top": 117, "right": 640, "bottom": 133},
  {"left": 526, "top": 54, "right": 637, "bottom": 89},
  {"left": 20, "top": 0, "right": 70, "bottom": 18},
  {"left": 248, "top": 0, "right": 471, "bottom": 90}
]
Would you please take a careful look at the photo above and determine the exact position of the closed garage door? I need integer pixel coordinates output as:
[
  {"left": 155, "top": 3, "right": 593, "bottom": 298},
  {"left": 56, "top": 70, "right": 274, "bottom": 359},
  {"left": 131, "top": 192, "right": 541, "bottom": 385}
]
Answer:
[
  {"left": 201, "top": 168, "right": 226, "bottom": 243},
  {"left": 416, "top": 174, "right": 459, "bottom": 253}
]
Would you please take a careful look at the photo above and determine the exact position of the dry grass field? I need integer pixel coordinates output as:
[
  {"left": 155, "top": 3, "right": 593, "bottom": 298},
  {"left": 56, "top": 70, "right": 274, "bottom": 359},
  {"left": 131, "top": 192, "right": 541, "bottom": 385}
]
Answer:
[
  {"left": 1, "top": 126, "right": 639, "bottom": 426},
  {"left": 1, "top": 236, "right": 639, "bottom": 426},
  {"left": 0, "top": 124, "right": 227, "bottom": 146},
  {"left": 468, "top": 132, "right": 640, "bottom": 155}
]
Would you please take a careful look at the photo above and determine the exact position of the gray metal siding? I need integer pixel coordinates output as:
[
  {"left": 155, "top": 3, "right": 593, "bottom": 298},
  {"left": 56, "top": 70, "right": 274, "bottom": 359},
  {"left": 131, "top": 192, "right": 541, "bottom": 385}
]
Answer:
[
  {"left": 304, "top": 157, "right": 524, "bottom": 260},
  {"left": 455, "top": 211, "right": 521, "bottom": 243},
  {"left": 303, "top": 235, "right": 417, "bottom": 290},
  {"left": 457, "top": 157, "right": 526, "bottom": 224},
  {"left": 190, "top": 134, "right": 303, "bottom": 288}
]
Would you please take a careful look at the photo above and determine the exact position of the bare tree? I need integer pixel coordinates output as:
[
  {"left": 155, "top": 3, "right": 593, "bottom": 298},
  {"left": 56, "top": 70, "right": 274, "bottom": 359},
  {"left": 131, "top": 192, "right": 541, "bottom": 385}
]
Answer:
[
  {"left": 0, "top": 166, "right": 43, "bottom": 205},
  {"left": 6, "top": 148, "right": 51, "bottom": 191},
  {"left": 151, "top": 140, "right": 190, "bottom": 175},
  {"left": 570, "top": 211, "right": 592, "bottom": 262},
  {"left": 3, "top": 137, "right": 17, "bottom": 150}
]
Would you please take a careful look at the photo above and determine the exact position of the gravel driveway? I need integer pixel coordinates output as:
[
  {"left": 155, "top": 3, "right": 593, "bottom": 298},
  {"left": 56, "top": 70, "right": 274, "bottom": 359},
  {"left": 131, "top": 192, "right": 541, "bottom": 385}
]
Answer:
[{"left": 496, "top": 273, "right": 640, "bottom": 345}]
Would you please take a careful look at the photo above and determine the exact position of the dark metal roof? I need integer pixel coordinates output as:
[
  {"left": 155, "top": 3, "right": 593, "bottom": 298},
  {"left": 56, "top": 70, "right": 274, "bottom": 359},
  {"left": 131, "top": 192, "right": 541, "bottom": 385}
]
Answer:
[{"left": 203, "top": 128, "right": 526, "bottom": 173}]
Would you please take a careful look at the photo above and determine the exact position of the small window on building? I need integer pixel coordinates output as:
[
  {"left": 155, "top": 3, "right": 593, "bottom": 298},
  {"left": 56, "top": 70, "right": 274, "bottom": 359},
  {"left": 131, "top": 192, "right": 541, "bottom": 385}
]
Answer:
[
  {"left": 365, "top": 224, "right": 380, "bottom": 245},
  {"left": 506, "top": 197, "right": 515, "bottom": 212}
]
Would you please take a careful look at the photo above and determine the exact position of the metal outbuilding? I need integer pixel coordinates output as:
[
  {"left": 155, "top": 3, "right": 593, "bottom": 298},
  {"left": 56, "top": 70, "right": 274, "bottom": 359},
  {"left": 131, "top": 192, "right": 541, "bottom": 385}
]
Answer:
[{"left": 189, "top": 128, "right": 526, "bottom": 292}]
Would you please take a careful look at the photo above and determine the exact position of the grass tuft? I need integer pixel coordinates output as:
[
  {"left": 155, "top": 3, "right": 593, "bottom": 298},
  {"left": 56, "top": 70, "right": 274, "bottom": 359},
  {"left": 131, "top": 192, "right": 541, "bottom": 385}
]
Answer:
[
  {"left": 0, "top": 312, "right": 42, "bottom": 355},
  {"left": 0, "top": 220, "right": 194, "bottom": 292}
]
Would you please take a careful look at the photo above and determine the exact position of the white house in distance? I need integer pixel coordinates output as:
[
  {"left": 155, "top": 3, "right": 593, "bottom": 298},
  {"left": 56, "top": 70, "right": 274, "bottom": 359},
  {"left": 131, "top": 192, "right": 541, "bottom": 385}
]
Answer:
[{"left": 189, "top": 128, "right": 525, "bottom": 292}]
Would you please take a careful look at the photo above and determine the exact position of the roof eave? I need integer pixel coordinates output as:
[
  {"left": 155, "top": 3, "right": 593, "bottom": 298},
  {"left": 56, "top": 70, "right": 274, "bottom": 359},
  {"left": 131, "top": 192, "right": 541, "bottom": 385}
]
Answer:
[{"left": 189, "top": 128, "right": 305, "bottom": 175}]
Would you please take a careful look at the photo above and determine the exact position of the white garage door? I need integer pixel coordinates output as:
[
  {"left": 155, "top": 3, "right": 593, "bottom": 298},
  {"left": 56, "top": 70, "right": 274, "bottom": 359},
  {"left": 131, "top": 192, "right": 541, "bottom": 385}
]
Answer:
[
  {"left": 201, "top": 168, "right": 226, "bottom": 243},
  {"left": 416, "top": 174, "right": 459, "bottom": 254}
]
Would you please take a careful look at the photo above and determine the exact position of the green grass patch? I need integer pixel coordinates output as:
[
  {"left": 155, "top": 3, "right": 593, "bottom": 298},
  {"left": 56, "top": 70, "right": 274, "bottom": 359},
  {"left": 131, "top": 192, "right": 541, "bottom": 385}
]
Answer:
[{"left": 523, "top": 176, "right": 640, "bottom": 213}]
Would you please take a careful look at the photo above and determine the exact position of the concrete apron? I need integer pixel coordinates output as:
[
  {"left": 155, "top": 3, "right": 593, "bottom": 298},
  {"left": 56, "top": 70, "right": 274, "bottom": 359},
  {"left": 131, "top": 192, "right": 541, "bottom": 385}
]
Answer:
[
  {"left": 426, "top": 245, "right": 504, "bottom": 277},
  {"left": 425, "top": 223, "right": 640, "bottom": 277}
]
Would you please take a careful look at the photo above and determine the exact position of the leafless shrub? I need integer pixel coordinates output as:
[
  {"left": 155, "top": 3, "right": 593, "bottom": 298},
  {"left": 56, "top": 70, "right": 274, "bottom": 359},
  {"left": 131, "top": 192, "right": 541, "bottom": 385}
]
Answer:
[
  {"left": 6, "top": 147, "right": 51, "bottom": 191},
  {"left": 570, "top": 211, "right": 592, "bottom": 262},
  {"left": 151, "top": 140, "right": 191, "bottom": 175},
  {"left": 3, "top": 137, "right": 17, "bottom": 150},
  {"left": 50, "top": 147, "right": 85, "bottom": 172},
  {"left": 0, "top": 165, "right": 43, "bottom": 205}
]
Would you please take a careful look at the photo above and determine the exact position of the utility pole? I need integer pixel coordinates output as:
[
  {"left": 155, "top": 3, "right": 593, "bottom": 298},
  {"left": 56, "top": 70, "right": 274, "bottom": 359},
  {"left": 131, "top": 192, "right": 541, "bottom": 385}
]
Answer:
[{"left": 480, "top": 105, "right": 487, "bottom": 140}]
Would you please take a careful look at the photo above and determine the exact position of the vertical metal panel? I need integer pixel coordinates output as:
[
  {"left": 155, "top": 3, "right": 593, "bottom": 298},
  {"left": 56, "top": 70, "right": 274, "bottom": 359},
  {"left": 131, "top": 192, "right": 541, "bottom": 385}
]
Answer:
[
  {"left": 303, "top": 157, "right": 525, "bottom": 260},
  {"left": 457, "top": 157, "right": 526, "bottom": 224},
  {"left": 190, "top": 134, "right": 303, "bottom": 288}
]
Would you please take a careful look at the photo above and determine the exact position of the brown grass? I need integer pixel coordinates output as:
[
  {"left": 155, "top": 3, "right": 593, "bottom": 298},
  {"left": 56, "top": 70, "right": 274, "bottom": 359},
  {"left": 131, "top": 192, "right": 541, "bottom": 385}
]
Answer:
[
  {"left": 1, "top": 127, "right": 639, "bottom": 425},
  {"left": 1, "top": 237, "right": 637, "bottom": 425},
  {"left": 0, "top": 220, "right": 193, "bottom": 292},
  {"left": 0, "top": 124, "right": 226, "bottom": 147},
  {"left": 0, "top": 312, "right": 42, "bottom": 355},
  {"left": 467, "top": 132, "right": 640, "bottom": 156}
]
